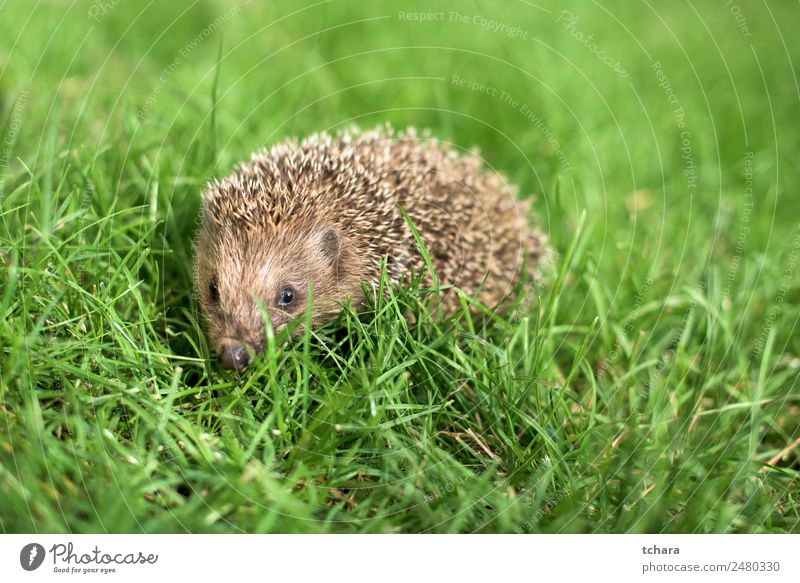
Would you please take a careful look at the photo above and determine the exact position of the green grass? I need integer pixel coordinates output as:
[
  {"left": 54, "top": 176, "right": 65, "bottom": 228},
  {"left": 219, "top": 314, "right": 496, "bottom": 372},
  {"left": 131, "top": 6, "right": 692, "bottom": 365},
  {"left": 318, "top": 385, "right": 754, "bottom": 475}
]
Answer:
[{"left": 1, "top": 0, "right": 799, "bottom": 533}]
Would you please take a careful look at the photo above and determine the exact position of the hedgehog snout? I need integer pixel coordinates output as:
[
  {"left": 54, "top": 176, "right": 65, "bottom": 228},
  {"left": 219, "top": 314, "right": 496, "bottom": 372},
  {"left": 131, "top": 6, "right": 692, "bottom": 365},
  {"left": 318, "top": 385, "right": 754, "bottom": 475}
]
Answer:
[
  {"left": 214, "top": 305, "right": 278, "bottom": 370},
  {"left": 219, "top": 341, "right": 251, "bottom": 370}
]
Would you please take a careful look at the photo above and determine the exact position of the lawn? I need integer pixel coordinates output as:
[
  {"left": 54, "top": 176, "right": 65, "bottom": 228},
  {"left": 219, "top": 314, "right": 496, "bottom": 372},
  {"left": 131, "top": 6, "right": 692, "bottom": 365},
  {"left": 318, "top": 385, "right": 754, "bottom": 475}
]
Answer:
[{"left": 0, "top": 0, "right": 798, "bottom": 533}]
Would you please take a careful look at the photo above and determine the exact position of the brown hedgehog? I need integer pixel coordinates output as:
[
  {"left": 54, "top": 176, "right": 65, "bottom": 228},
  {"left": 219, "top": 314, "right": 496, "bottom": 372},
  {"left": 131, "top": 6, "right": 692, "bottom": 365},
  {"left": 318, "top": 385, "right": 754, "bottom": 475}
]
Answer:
[{"left": 194, "top": 126, "right": 550, "bottom": 370}]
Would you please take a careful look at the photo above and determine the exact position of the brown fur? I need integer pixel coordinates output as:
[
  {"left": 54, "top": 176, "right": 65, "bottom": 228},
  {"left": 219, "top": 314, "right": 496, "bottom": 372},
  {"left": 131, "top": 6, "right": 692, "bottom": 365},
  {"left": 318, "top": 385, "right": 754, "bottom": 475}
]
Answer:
[{"left": 194, "top": 126, "right": 550, "bottom": 359}]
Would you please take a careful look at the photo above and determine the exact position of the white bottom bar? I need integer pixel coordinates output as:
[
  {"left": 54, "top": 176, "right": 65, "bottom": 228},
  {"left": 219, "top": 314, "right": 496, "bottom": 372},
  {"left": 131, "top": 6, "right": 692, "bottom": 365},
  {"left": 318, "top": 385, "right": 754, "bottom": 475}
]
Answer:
[{"left": 1, "top": 535, "right": 797, "bottom": 582}]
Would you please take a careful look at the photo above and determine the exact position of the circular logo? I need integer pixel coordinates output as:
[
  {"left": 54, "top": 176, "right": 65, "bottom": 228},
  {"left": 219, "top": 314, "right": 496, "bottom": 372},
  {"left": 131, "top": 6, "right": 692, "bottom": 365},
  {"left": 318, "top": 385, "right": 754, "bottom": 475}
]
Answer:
[{"left": 19, "top": 543, "right": 46, "bottom": 571}]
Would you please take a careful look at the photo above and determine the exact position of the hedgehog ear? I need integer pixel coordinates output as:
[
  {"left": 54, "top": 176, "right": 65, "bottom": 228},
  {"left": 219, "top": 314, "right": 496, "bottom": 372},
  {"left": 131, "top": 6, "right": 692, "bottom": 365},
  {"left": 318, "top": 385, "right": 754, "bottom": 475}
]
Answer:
[{"left": 314, "top": 227, "right": 341, "bottom": 265}]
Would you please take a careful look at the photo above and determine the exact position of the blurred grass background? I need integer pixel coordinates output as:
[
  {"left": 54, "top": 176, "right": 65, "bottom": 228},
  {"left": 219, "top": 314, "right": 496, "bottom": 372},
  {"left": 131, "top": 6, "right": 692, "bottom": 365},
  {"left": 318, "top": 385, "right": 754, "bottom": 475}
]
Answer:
[{"left": 0, "top": 0, "right": 798, "bottom": 533}]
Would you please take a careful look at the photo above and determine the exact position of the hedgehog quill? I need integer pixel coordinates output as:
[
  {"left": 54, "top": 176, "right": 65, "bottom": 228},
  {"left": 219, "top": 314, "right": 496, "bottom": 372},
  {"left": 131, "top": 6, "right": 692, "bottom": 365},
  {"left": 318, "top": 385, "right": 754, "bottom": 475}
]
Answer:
[{"left": 194, "top": 126, "right": 550, "bottom": 370}]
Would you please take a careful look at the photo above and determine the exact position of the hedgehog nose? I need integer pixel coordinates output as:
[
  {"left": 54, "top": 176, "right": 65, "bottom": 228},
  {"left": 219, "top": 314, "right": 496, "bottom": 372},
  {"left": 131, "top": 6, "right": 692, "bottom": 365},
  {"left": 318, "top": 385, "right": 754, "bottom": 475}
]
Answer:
[{"left": 219, "top": 343, "right": 250, "bottom": 370}]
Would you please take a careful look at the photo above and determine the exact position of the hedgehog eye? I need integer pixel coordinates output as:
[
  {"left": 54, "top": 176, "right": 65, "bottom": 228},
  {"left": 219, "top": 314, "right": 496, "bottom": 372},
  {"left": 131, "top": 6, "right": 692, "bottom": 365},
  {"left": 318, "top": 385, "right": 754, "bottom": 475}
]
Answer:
[
  {"left": 277, "top": 286, "right": 295, "bottom": 307},
  {"left": 209, "top": 278, "right": 220, "bottom": 303}
]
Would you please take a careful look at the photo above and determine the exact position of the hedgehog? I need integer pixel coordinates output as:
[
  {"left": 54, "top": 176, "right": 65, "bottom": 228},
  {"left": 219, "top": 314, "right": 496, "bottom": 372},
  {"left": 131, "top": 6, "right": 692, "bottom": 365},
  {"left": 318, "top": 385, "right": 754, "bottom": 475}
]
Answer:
[{"left": 194, "top": 126, "right": 550, "bottom": 370}]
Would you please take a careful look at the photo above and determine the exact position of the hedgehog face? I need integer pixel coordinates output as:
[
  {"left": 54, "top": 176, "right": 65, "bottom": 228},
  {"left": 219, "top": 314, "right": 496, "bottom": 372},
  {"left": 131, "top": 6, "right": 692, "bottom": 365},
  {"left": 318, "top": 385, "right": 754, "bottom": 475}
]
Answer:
[{"left": 194, "top": 221, "right": 348, "bottom": 370}]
